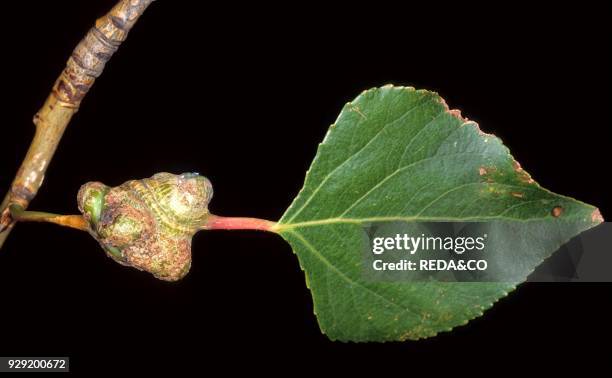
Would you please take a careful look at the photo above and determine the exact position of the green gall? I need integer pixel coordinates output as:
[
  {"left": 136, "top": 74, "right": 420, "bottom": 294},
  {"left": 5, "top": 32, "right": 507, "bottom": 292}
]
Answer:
[{"left": 77, "top": 182, "right": 108, "bottom": 225}]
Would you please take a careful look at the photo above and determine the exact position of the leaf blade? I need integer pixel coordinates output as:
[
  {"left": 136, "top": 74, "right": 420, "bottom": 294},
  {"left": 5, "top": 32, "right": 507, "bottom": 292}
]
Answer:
[{"left": 279, "top": 85, "right": 602, "bottom": 341}]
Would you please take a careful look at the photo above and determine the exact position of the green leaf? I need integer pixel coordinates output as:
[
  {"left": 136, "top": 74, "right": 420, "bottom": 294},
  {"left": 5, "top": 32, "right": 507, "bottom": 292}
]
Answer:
[{"left": 277, "top": 85, "right": 603, "bottom": 342}]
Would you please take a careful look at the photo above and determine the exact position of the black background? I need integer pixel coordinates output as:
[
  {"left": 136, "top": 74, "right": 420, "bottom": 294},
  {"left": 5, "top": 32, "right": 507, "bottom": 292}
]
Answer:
[{"left": 0, "top": 0, "right": 610, "bottom": 374}]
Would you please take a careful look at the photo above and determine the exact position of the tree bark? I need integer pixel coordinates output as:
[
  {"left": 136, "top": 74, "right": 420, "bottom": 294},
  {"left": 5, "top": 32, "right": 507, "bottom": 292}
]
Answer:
[{"left": 0, "top": 0, "right": 156, "bottom": 249}]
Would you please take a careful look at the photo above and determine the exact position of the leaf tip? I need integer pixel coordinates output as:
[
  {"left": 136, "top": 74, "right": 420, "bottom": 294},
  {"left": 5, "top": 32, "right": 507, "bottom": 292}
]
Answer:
[{"left": 591, "top": 208, "right": 604, "bottom": 223}]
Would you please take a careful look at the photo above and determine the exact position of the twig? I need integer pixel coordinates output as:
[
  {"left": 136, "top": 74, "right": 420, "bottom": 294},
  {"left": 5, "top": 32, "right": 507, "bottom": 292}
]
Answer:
[
  {"left": 0, "top": 0, "right": 156, "bottom": 249},
  {"left": 9, "top": 204, "right": 89, "bottom": 231}
]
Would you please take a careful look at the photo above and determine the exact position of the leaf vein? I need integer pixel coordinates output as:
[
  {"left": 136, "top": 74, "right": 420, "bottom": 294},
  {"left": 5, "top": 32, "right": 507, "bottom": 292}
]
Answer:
[
  {"left": 287, "top": 230, "right": 420, "bottom": 318},
  {"left": 285, "top": 94, "right": 432, "bottom": 223}
]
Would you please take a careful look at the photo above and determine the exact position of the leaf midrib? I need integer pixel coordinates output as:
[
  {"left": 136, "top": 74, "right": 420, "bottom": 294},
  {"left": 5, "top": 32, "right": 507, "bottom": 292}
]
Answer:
[
  {"left": 279, "top": 178, "right": 559, "bottom": 231},
  {"left": 278, "top": 213, "right": 561, "bottom": 231}
]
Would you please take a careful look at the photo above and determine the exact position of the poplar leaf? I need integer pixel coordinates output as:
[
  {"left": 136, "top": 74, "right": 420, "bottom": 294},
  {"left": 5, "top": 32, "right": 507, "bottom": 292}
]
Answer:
[{"left": 277, "top": 85, "right": 603, "bottom": 342}]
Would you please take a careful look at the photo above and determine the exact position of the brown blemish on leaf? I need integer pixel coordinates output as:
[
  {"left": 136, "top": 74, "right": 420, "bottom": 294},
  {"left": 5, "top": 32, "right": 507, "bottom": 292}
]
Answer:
[
  {"left": 438, "top": 97, "right": 468, "bottom": 123},
  {"left": 399, "top": 324, "right": 430, "bottom": 341},
  {"left": 551, "top": 206, "right": 563, "bottom": 217},
  {"left": 448, "top": 108, "right": 463, "bottom": 119},
  {"left": 349, "top": 103, "right": 367, "bottom": 119},
  {"left": 478, "top": 166, "right": 497, "bottom": 183},
  {"left": 591, "top": 209, "right": 604, "bottom": 223},
  {"left": 466, "top": 119, "right": 496, "bottom": 139},
  {"left": 510, "top": 192, "right": 524, "bottom": 198},
  {"left": 512, "top": 160, "right": 535, "bottom": 184},
  {"left": 437, "top": 96, "right": 501, "bottom": 145}
]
